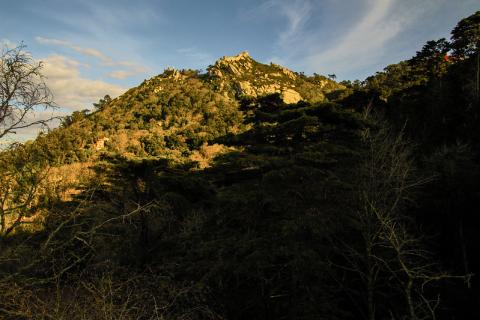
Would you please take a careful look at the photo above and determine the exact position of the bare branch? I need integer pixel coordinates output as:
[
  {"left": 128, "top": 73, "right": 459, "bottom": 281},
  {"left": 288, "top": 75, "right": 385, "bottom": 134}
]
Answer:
[{"left": 0, "top": 43, "right": 56, "bottom": 139}]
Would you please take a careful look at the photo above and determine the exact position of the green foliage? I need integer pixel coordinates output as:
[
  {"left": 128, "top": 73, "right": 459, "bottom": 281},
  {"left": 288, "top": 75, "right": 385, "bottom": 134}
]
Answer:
[
  {"left": 141, "top": 133, "right": 166, "bottom": 156},
  {"left": 451, "top": 11, "right": 480, "bottom": 57},
  {"left": 0, "top": 143, "right": 48, "bottom": 237}
]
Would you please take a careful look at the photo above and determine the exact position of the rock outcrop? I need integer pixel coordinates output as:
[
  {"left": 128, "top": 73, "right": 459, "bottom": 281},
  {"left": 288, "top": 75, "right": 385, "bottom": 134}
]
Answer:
[
  {"left": 207, "top": 51, "right": 304, "bottom": 102},
  {"left": 207, "top": 51, "right": 341, "bottom": 103},
  {"left": 142, "top": 51, "right": 342, "bottom": 107},
  {"left": 281, "top": 88, "right": 302, "bottom": 104}
]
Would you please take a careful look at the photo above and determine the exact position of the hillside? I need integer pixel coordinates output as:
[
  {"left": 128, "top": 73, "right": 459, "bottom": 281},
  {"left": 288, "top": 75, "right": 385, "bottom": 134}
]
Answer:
[
  {"left": 27, "top": 52, "right": 344, "bottom": 166},
  {"left": 1, "top": 11, "right": 480, "bottom": 320}
]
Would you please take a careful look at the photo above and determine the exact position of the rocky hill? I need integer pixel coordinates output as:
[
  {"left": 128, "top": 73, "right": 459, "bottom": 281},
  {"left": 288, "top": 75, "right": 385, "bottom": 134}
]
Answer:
[
  {"left": 28, "top": 52, "right": 346, "bottom": 166},
  {"left": 207, "top": 51, "right": 342, "bottom": 103},
  {"left": 145, "top": 51, "right": 342, "bottom": 104}
]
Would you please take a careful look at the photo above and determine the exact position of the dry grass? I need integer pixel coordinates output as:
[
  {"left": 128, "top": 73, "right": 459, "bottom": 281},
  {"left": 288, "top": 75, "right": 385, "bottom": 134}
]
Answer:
[
  {"left": 5, "top": 162, "right": 97, "bottom": 235},
  {"left": 45, "top": 162, "right": 96, "bottom": 201},
  {"left": 189, "top": 143, "right": 229, "bottom": 169}
]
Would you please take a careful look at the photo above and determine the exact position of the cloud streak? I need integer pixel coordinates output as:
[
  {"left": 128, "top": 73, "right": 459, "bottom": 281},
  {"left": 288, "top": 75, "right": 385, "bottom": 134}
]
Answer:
[
  {"left": 41, "top": 55, "right": 126, "bottom": 110},
  {"left": 255, "top": 0, "right": 444, "bottom": 79},
  {"left": 306, "top": 0, "right": 401, "bottom": 75},
  {"left": 36, "top": 37, "right": 105, "bottom": 60},
  {"left": 36, "top": 36, "right": 147, "bottom": 79},
  {"left": 256, "top": 0, "right": 312, "bottom": 50},
  {"left": 272, "top": 0, "right": 312, "bottom": 48}
]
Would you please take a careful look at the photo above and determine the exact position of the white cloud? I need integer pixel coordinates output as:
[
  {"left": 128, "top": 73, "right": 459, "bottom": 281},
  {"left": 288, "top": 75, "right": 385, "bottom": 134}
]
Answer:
[
  {"left": 1, "top": 53, "right": 126, "bottom": 142},
  {"left": 0, "top": 106, "right": 68, "bottom": 144},
  {"left": 2, "top": 109, "right": 67, "bottom": 143},
  {"left": 36, "top": 36, "right": 148, "bottom": 79},
  {"left": 41, "top": 55, "right": 126, "bottom": 110}
]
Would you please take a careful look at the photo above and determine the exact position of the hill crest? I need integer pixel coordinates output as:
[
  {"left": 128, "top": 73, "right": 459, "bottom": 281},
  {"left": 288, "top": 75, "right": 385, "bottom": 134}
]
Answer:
[{"left": 205, "top": 51, "right": 342, "bottom": 103}]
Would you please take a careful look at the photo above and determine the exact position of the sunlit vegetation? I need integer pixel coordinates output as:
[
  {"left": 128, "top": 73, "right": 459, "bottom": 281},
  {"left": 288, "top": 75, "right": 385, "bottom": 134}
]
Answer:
[{"left": 0, "top": 10, "right": 479, "bottom": 320}]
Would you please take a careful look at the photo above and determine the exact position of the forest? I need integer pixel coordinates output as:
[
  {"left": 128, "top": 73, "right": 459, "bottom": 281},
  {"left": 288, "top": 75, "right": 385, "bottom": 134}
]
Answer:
[{"left": 0, "top": 10, "right": 479, "bottom": 320}]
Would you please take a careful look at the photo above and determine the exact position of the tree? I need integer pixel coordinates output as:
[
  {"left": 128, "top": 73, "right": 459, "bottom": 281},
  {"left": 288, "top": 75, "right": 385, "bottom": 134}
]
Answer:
[
  {"left": 411, "top": 39, "right": 450, "bottom": 78},
  {"left": 413, "top": 39, "right": 450, "bottom": 62},
  {"left": 0, "top": 143, "right": 48, "bottom": 237},
  {"left": 0, "top": 43, "right": 56, "bottom": 139},
  {"left": 450, "top": 11, "right": 480, "bottom": 101},
  {"left": 336, "top": 122, "right": 470, "bottom": 320},
  {"left": 450, "top": 11, "right": 480, "bottom": 57},
  {"left": 93, "top": 94, "right": 112, "bottom": 111}
]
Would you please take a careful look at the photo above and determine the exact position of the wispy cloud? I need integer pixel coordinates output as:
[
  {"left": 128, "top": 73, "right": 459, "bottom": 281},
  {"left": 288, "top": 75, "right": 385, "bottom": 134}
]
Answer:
[
  {"left": 250, "top": 0, "right": 442, "bottom": 79},
  {"left": 0, "top": 38, "right": 17, "bottom": 49},
  {"left": 36, "top": 36, "right": 147, "bottom": 79},
  {"left": 253, "top": 0, "right": 312, "bottom": 50},
  {"left": 307, "top": 0, "right": 401, "bottom": 75},
  {"left": 80, "top": 2, "right": 164, "bottom": 33},
  {"left": 36, "top": 36, "right": 106, "bottom": 60},
  {"left": 271, "top": 0, "right": 312, "bottom": 48},
  {"left": 41, "top": 55, "right": 126, "bottom": 110}
]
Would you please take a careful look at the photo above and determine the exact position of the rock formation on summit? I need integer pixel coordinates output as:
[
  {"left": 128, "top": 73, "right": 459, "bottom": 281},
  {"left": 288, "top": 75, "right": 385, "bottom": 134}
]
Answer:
[{"left": 207, "top": 51, "right": 342, "bottom": 103}]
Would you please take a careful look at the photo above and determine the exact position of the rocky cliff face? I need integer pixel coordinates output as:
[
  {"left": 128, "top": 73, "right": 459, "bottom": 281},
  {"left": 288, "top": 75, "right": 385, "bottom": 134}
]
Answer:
[{"left": 207, "top": 51, "right": 343, "bottom": 103}]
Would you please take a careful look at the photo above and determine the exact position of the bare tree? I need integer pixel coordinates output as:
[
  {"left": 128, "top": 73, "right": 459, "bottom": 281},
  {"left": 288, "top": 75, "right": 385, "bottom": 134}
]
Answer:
[
  {"left": 0, "top": 43, "right": 56, "bottom": 139},
  {"left": 332, "top": 122, "right": 471, "bottom": 320}
]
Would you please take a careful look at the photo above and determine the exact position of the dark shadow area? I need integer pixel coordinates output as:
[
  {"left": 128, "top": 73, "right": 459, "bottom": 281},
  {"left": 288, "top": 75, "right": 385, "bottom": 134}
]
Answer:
[
  {"left": 337, "top": 49, "right": 480, "bottom": 319},
  {"left": 0, "top": 96, "right": 374, "bottom": 319},
  {"left": 3, "top": 90, "right": 475, "bottom": 319}
]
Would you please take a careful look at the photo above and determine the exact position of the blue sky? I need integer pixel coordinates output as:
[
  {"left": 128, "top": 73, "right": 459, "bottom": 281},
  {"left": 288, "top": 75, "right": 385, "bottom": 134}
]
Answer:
[{"left": 0, "top": 0, "right": 478, "bottom": 117}]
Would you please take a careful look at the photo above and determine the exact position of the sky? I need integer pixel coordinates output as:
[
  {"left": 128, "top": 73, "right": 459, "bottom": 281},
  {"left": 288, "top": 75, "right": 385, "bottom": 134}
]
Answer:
[{"left": 0, "top": 0, "right": 478, "bottom": 141}]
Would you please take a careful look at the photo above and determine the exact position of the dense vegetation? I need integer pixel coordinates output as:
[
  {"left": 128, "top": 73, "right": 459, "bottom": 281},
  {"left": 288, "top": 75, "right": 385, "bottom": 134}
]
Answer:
[{"left": 0, "top": 11, "right": 479, "bottom": 320}]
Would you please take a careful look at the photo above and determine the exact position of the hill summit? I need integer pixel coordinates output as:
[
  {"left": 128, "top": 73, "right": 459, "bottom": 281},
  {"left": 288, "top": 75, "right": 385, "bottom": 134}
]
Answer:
[
  {"left": 144, "top": 51, "right": 343, "bottom": 104},
  {"left": 207, "top": 51, "right": 342, "bottom": 103}
]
